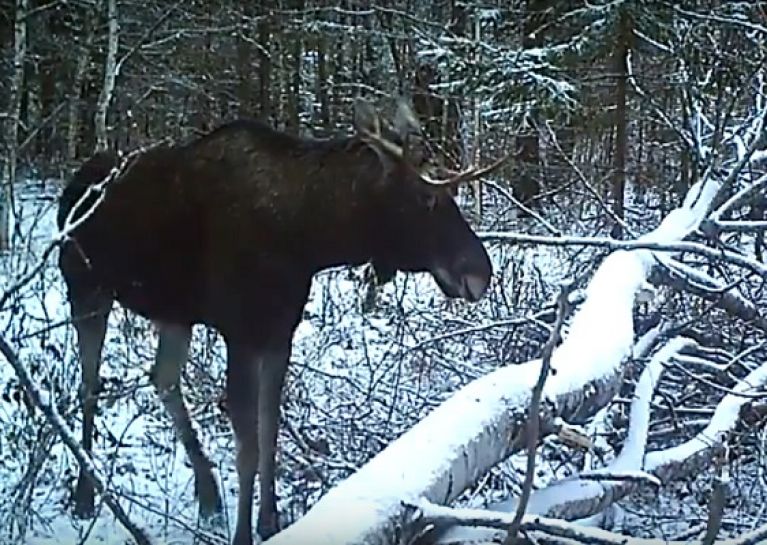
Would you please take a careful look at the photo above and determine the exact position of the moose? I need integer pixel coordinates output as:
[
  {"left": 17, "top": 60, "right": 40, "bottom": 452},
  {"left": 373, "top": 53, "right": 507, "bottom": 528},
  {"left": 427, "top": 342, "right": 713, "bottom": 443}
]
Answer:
[{"left": 57, "top": 99, "right": 501, "bottom": 545}]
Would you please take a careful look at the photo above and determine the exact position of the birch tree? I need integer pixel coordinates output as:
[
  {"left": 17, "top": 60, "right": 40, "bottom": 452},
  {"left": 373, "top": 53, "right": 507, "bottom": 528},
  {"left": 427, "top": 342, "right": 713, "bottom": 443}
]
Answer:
[
  {"left": 0, "top": 0, "right": 28, "bottom": 250},
  {"left": 94, "top": 0, "right": 119, "bottom": 152},
  {"left": 66, "top": 8, "right": 95, "bottom": 164}
]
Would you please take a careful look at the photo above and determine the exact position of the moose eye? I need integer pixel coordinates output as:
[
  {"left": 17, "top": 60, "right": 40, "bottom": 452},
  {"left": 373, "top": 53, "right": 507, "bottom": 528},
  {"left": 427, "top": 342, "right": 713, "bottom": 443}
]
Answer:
[{"left": 420, "top": 192, "right": 438, "bottom": 211}]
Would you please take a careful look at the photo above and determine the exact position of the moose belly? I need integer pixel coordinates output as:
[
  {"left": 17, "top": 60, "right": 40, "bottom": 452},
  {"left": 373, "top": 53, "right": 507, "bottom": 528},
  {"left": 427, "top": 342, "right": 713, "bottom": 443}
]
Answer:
[
  {"left": 90, "top": 238, "right": 206, "bottom": 325},
  {"left": 113, "top": 274, "right": 202, "bottom": 325}
]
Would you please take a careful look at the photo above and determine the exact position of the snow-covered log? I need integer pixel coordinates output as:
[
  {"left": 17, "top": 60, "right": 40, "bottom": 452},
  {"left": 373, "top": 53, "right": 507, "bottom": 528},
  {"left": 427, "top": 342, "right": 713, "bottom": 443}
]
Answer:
[
  {"left": 435, "top": 339, "right": 767, "bottom": 544},
  {"left": 266, "top": 177, "right": 720, "bottom": 544},
  {"left": 412, "top": 499, "right": 767, "bottom": 545}
]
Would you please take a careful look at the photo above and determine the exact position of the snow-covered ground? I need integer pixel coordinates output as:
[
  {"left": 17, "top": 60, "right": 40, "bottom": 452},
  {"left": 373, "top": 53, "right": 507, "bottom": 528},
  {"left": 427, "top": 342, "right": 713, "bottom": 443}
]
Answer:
[
  {"left": 2, "top": 175, "right": 765, "bottom": 545},
  {"left": 0, "top": 180, "right": 573, "bottom": 544}
]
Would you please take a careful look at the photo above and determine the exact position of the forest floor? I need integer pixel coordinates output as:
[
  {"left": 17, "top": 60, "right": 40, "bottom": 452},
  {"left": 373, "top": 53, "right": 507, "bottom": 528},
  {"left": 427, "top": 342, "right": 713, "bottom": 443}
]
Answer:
[{"left": 0, "top": 180, "right": 765, "bottom": 544}]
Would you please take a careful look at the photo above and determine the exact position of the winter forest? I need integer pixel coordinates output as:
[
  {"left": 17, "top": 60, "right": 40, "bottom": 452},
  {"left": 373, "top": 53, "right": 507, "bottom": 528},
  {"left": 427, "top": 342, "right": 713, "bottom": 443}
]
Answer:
[{"left": 1, "top": 0, "right": 767, "bottom": 544}]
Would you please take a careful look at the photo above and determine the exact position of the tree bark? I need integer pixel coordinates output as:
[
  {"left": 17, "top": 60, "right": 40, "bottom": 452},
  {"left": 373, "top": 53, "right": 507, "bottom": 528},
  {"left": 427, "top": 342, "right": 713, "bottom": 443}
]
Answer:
[
  {"left": 611, "top": 8, "right": 631, "bottom": 239},
  {"left": 258, "top": 1, "right": 273, "bottom": 121},
  {"left": 285, "top": 0, "right": 303, "bottom": 132},
  {"left": 236, "top": 8, "right": 254, "bottom": 116},
  {"left": 0, "top": 0, "right": 28, "bottom": 250},
  {"left": 471, "top": 8, "right": 482, "bottom": 219},
  {"left": 37, "top": 12, "right": 58, "bottom": 164},
  {"left": 316, "top": 33, "right": 330, "bottom": 129},
  {"left": 94, "top": 0, "right": 119, "bottom": 152},
  {"left": 515, "top": 0, "right": 551, "bottom": 204},
  {"left": 66, "top": 9, "right": 94, "bottom": 165}
]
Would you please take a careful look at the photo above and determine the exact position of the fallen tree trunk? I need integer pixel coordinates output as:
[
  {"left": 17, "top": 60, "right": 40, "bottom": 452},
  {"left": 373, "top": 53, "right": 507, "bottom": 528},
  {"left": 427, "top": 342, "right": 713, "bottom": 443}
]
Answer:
[
  {"left": 415, "top": 500, "right": 767, "bottom": 545},
  {"left": 266, "top": 176, "right": 720, "bottom": 545},
  {"left": 267, "top": 98, "right": 767, "bottom": 545},
  {"left": 435, "top": 339, "right": 767, "bottom": 543},
  {"left": 269, "top": 362, "right": 622, "bottom": 545}
]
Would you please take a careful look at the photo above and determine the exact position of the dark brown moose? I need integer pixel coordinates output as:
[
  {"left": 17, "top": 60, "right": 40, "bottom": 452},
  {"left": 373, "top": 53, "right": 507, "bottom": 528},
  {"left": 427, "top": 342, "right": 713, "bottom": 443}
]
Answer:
[{"left": 57, "top": 99, "right": 500, "bottom": 545}]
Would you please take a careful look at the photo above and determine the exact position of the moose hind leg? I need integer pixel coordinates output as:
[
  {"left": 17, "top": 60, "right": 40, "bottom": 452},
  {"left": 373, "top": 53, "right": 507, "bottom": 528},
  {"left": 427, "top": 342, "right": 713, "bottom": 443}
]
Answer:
[
  {"left": 151, "top": 322, "right": 221, "bottom": 517},
  {"left": 256, "top": 353, "right": 289, "bottom": 540},
  {"left": 71, "top": 289, "right": 112, "bottom": 518}
]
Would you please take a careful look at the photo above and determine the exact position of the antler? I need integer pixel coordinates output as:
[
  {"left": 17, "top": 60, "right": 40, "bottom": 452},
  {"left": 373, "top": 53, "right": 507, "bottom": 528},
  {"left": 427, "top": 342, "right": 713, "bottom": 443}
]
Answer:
[{"left": 421, "top": 151, "right": 512, "bottom": 186}]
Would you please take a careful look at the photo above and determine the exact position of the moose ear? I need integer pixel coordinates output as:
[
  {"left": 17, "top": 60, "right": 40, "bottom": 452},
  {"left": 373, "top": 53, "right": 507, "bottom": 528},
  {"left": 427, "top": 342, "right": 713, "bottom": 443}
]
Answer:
[
  {"left": 353, "top": 98, "right": 381, "bottom": 137},
  {"left": 393, "top": 99, "right": 421, "bottom": 140},
  {"left": 394, "top": 99, "right": 429, "bottom": 166}
]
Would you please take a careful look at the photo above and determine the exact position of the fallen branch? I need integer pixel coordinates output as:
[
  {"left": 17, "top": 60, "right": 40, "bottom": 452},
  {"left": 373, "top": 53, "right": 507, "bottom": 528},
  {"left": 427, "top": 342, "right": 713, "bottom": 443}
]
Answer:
[
  {"left": 0, "top": 336, "right": 151, "bottom": 545},
  {"left": 479, "top": 231, "right": 767, "bottom": 278},
  {"left": 266, "top": 174, "right": 720, "bottom": 545},
  {"left": 413, "top": 499, "right": 767, "bottom": 545},
  {"left": 504, "top": 283, "right": 571, "bottom": 545},
  {"left": 649, "top": 256, "right": 767, "bottom": 332}
]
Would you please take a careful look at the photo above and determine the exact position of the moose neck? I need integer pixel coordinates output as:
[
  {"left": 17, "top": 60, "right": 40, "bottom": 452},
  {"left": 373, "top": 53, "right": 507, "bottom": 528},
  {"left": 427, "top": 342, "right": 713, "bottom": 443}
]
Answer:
[
  {"left": 287, "top": 137, "right": 386, "bottom": 273},
  {"left": 183, "top": 122, "right": 391, "bottom": 276}
]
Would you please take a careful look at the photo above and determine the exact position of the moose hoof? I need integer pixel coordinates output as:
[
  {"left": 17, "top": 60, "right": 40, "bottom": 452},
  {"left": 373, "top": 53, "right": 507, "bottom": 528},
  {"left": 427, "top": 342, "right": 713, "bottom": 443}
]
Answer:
[
  {"left": 195, "top": 471, "right": 223, "bottom": 518},
  {"left": 73, "top": 478, "right": 95, "bottom": 519},
  {"left": 73, "top": 500, "right": 95, "bottom": 520},
  {"left": 256, "top": 518, "right": 280, "bottom": 542}
]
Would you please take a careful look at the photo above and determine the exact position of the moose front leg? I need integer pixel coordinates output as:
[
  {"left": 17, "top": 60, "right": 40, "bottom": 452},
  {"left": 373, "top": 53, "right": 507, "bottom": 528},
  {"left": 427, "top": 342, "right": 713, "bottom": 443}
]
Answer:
[
  {"left": 227, "top": 343, "right": 261, "bottom": 545},
  {"left": 255, "top": 351, "right": 289, "bottom": 540},
  {"left": 226, "top": 341, "right": 289, "bottom": 545}
]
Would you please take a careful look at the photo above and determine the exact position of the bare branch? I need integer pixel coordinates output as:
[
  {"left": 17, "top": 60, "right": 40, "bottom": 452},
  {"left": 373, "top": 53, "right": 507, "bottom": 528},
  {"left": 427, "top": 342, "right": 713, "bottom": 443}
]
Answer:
[
  {"left": 0, "top": 141, "right": 161, "bottom": 312},
  {"left": 414, "top": 499, "right": 767, "bottom": 545},
  {"left": 701, "top": 454, "right": 728, "bottom": 545},
  {"left": 504, "top": 283, "right": 572, "bottom": 545},
  {"left": 0, "top": 337, "right": 151, "bottom": 545},
  {"left": 649, "top": 257, "right": 767, "bottom": 332},
  {"left": 479, "top": 231, "right": 767, "bottom": 278}
]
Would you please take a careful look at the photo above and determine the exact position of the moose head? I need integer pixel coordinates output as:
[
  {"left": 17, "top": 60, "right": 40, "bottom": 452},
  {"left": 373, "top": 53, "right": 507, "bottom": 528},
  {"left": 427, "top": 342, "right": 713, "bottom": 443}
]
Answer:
[{"left": 351, "top": 98, "right": 500, "bottom": 301}]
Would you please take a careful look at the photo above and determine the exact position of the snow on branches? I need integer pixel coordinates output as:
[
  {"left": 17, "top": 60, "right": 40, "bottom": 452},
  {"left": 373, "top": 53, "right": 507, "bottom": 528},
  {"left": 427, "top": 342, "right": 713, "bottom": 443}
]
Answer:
[{"left": 266, "top": 100, "right": 767, "bottom": 545}]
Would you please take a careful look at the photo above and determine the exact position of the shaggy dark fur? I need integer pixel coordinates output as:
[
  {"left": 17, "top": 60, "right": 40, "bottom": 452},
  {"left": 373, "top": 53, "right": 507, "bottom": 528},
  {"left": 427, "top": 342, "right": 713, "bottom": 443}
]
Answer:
[{"left": 58, "top": 104, "right": 492, "bottom": 545}]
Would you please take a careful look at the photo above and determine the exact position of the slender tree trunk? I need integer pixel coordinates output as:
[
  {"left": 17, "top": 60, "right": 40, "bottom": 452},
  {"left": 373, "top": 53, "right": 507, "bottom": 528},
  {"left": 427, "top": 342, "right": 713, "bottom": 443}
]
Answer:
[
  {"left": 316, "top": 34, "right": 330, "bottom": 129},
  {"left": 258, "top": 2, "right": 273, "bottom": 121},
  {"left": 635, "top": 101, "right": 644, "bottom": 198},
  {"left": 332, "top": 34, "right": 344, "bottom": 123},
  {"left": 289, "top": 33, "right": 302, "bottom": 130},
  {"left": 94, "top": 0, "right": 119, "bottom": 152},
  {"left": 285, "top": 0, "right": 303, "bottom": 132},
  {"left": 236, "top": 8, "right": 254, "bottom": 116},
  {"left": 516, "top": 0, "right": 551, "bottom": 204},
  {"left": 611, "top": 8, "right": 631, "bottom": 239},
  {"left": 67, "top": 10, "right": 94, "bottom": 165},
  {"left": 0, "top": 0, "right": 28, "bottom": 250},
  {"left": 38, "top": 13, "right": 57, "bottom": 165},
  {"left": 471, "top": 9, "right": 482, "bottom": 219},
  {"left": 274, "top": 13, "right": 285, "bottom": 128}
]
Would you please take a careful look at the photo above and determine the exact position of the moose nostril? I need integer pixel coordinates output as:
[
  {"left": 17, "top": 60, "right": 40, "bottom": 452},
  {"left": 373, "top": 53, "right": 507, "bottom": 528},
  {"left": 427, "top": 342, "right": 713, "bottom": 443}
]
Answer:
[{"left": 463, "top": 272, "right": 490, "bottom": 301}]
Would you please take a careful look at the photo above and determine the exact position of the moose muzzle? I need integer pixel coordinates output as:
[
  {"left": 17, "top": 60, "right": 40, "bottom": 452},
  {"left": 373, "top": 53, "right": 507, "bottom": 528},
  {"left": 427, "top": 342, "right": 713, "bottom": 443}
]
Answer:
[{"left": 432, "top": 250, "right": 492, "bottom": 303}]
